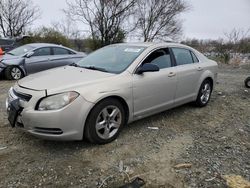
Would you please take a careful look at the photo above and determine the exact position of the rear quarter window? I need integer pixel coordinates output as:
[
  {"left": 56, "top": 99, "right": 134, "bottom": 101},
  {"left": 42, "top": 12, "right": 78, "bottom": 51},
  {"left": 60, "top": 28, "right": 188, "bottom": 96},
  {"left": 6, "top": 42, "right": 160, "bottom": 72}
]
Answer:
[{"left": 191, "top": 51, "right": 199, "bottom": 63}]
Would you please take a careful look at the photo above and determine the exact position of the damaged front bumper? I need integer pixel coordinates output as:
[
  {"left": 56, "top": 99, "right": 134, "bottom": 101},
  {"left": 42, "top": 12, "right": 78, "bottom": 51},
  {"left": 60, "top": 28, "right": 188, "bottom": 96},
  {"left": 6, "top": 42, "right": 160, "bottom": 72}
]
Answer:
[
  {"left": 0, "top": 64, "right": 6, "bottom": 75},
  {"left": 6, "top": 85, "right": 94, "bottom": 141}
]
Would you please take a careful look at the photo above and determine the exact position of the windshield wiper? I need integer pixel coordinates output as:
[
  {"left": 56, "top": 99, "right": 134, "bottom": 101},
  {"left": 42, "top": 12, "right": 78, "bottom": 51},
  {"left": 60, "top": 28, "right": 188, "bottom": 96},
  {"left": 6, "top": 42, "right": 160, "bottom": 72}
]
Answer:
[
  {"left": 6, "top": 52, "right": 14, "bottom": 55},
  {"left": 69, "top": 62, "right": 81, "bottom": 67},
  {"left": 82, "top": 66, "right": 108, "bottom": 72}
]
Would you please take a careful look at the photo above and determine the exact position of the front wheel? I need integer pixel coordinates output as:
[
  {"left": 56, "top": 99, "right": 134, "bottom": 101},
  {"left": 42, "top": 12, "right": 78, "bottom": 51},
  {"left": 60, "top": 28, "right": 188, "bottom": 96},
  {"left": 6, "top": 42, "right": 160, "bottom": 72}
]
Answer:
[
  {"left": 84, "top": 98, "right": 126, "bottom": 144},
  {"left": 4, "top": 66, "right": 24, "bottom": 80},
  {"left": 195, "top": 79, "right": 212, "bottom": 107},
  {"left": 245, "top": 77, "right": 250, "bottom": 88}
]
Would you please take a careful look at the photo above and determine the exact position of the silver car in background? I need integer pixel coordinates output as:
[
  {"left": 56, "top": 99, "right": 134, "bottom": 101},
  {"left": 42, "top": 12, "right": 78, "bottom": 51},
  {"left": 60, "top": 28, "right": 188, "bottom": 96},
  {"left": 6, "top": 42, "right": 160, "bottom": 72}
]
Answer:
[
  {"left": 6, "top": 42, "right": 218, "bottom": 144},
  {"left": 0, "top": 43, "right": 85, "bottom": 80}
]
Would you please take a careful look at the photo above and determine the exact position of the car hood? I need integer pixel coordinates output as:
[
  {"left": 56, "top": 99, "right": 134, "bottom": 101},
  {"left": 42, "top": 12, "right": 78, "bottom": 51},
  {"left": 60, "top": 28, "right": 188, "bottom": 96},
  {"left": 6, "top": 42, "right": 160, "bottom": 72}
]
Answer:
[
  {"left": 18, "top": 66, "right": 116, "bottom": 92},
  {"left": 0, "top": 54, "right": 23, "bottom": 66},
  {"left": 0, "top": 54, "right": 22, "bottom": 61}
]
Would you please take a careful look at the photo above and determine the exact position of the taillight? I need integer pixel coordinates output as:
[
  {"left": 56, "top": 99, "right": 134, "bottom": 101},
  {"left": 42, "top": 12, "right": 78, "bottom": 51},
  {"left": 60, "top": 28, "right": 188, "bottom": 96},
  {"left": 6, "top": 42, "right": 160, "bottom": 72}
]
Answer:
[{"left": 0, "top": 47, "right": 3, "bottom": 55}]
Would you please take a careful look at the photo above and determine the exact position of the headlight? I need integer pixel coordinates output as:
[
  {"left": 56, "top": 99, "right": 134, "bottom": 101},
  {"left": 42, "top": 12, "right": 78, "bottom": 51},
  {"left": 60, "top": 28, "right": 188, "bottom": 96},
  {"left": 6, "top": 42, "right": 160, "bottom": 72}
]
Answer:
[{"left": 37, "top": 92, "right": 79, "bottom": 111}]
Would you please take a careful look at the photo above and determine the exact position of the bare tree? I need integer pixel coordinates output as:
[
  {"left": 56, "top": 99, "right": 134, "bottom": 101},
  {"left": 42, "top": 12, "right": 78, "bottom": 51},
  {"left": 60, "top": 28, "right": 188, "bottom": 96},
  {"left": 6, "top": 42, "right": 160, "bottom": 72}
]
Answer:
[
  {"left": 0, "top": 0, "right": 40, "bottom": 38},
  {"left": 52, "top": 17, "right": 81, "bottom": 39},
  {"left": 224, "top": 28, "right": 250, "bottom": 44},
  {"left": 52, "top": 18, "right": 87, "bottom": 51},
  {"left": 64, "top": 0, "right": 135, "bottom": 46},
  {"left": 223, "top": 28, "right": 250, "bottom": 54},
  {"left": 133, "top": 0, "right": 189, "bottom": 42}
]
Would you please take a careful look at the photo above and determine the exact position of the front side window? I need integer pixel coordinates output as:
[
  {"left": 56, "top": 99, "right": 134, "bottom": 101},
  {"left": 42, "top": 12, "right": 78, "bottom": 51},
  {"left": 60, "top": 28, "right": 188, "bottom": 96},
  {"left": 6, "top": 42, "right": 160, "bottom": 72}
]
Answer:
[
  {"left": 53, "top": 47, "right": 71, "bottom": 55},
  {"left": 143, "top": 48, "right": 172, "bottom": 69},
  {"left": 172, "top": 48, "right": 194, "bottom": 66},
  {"left": 33, "top": 48, "right": 51, "bottom": 56},
  {"left": 77, "top": 45, "right": 146, "bottom": 73}
]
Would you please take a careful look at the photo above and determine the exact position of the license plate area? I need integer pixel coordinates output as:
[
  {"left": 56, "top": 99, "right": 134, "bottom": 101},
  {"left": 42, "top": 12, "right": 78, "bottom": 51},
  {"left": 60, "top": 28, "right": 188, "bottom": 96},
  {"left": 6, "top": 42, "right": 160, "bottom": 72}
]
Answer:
[{"left": 8, "top": 99, "right": 22, "bottom": 127}]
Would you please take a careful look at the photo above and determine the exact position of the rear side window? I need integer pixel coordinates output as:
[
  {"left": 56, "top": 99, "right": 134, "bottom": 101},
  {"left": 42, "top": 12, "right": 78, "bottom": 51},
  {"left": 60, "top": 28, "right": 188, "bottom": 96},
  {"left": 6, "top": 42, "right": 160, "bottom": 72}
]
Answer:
[
  {"left": 33, "top": 48, "right": 51, "bottom": 56},
  {"left": 144, "top": 48, "right": 172, "bottom": 69},
  {"left": 172, "top": 48, "right": 194, "bottom": 66},
  {"left": 53, "top": 47, "right": 72, "bottom": 55},
  {"left": 191, "top": 51, "right": 199, "bottom": 63}
]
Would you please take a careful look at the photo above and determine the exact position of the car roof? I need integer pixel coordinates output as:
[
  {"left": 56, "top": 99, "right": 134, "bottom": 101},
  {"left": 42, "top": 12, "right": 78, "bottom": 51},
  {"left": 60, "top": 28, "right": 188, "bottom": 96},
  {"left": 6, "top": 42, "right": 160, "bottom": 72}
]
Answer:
[
  {"left": 0, "top": 38, "right": 15, "bottom": 42},
  {"left": 25, "top": 43, "right": 78, "bottom": 53},
  {"left": 114, "top": 42, "right": 207, "bottom": 62},
  {"left": 27, "top": 43, "right": 66, "bottom": 48},
  {"left": 112, "top": 42, "right": 191, "bottom": 49}
]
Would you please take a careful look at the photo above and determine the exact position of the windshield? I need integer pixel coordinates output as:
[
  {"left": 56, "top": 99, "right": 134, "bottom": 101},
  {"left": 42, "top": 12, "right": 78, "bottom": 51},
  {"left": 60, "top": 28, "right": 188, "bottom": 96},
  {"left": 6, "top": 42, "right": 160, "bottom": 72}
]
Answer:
[
  {"left": 77, "top": 45, "right": 146, "bottom": 73},
  {"left": 7, "top": 45, "right": 35, "bottom": 56}
]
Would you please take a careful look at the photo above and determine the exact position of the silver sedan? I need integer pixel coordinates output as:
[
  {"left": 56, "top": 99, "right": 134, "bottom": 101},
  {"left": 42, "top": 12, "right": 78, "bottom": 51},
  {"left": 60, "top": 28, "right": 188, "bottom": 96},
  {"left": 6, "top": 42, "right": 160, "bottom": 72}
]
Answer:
[
  {"left": 6, "top": 42, "right": 218, "bottom": 144},
  {"left": 0, "top": 43, "right": 85, "bottom": 80}
]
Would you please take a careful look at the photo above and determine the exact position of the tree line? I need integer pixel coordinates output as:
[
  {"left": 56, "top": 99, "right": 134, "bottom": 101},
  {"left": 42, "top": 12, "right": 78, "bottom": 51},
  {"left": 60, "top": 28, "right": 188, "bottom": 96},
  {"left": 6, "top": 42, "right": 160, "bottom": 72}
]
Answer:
[
  {"left": 0, "top": 0, "right": 249, "bottom": 57},
  {"left": 182, "top": 29, "right": 250, "bottom": 63},
  {"left": 0, "top": 0, "right": 188, "bottom": 50}
]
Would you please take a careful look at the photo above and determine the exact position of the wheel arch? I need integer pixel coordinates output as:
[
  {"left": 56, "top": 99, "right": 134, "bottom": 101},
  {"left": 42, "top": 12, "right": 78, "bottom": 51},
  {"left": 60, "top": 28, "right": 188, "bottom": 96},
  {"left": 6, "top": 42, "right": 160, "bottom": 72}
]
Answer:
[
  {"left": 4, "top": 65, "right": 26, "bottom": 80},
  {"left": 86, "top": 95, "right": 130, "bottom": 125},
  {"left": 197, "top": 71, "right": 215, "bottom": 92},
  {"left": 204, "top": 77, "right": 214, "bottom": 91},
  {"left": 83, "top": 95, "right": 130, "bottom": 141}
]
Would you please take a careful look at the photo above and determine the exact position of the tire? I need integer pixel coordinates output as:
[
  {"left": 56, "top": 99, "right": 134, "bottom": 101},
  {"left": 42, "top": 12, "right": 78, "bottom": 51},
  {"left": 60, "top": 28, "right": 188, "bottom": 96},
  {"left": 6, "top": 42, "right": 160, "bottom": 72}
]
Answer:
[
  {"left": 245, "top": 77, "right": 250, "bottom": 88},
  {"left": 195, "top": 79, "right": 212, "bottom": 107},
  {"left": 4, "top": 66, "right": 24, "bottom": 80},
  {"left": 84, "top": 98, "right": 126, "bottom": 144}
]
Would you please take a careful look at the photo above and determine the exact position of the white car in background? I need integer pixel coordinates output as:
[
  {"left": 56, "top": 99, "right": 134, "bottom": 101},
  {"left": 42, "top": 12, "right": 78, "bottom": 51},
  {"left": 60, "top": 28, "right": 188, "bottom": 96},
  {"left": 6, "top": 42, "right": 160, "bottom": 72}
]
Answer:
[{"left": 6, "top": 42, "right": 218, "bottom": 144}]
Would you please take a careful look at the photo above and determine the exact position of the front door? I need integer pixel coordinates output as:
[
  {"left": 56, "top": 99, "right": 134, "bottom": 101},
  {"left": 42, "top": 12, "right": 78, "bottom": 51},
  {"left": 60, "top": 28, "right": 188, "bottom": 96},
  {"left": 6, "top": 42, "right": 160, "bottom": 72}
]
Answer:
[
  {"left": 132, "top": 48, "right": 177, "bottom": 118},
  {"left": 25, "top": 47, "right": 52, "bottom": 74}
]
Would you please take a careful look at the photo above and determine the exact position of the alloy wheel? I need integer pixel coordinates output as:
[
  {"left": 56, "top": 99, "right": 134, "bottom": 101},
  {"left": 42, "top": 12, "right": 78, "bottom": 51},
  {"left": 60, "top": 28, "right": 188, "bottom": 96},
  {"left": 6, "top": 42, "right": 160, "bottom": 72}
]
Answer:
[
  {"left": 95, "top": 105, "right": 122, "bottom": 140},
  {"left": 11, "top": 67, "right": 22, "bottom": 80},
  {"left": 200, "top": 83, "right": 211, "bottom": 104}
]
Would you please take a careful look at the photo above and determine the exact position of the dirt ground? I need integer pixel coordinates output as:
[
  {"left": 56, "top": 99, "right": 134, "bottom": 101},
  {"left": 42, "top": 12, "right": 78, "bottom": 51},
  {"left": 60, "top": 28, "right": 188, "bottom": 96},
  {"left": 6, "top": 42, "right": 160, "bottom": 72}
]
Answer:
[{"left": 0, "top": 64, "right": 249, "bottom": 188}]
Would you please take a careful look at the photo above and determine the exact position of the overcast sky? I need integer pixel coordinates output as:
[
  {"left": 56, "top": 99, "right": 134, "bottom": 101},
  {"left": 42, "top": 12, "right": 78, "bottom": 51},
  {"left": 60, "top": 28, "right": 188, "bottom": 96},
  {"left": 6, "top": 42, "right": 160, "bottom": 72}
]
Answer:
[{"left": 34, "top": 0, "right": 250, "bottom": 40}]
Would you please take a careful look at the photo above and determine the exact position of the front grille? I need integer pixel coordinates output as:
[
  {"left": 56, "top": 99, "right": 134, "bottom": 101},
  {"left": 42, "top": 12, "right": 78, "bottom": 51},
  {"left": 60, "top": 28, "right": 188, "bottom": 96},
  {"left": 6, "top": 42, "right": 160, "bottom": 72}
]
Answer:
[
  {"left": 13, "top": 89, "right": 32, "bottom": 102},
  {"left": 34, "top": 127, "right": 63, "bottom": 135}
]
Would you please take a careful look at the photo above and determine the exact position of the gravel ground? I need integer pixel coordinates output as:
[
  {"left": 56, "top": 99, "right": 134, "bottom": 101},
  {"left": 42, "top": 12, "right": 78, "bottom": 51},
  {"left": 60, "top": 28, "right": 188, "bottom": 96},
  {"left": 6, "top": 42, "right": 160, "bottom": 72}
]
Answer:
[{"left": 0, "top": 64, "right": 249, "bottom": 188}]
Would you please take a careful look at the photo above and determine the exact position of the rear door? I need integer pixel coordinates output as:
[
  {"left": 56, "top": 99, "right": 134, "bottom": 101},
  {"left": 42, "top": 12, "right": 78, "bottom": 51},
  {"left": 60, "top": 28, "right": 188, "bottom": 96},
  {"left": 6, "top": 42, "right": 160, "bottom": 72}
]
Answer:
[
  {"left": 132, "top": 48, "right": 177, "bottom": 118},
  {"left": 171, "top": 47, "right": 203, "bottom": 105},
  {"left": 25, "top": 47, "right": 52, "bottom": 74},
  {"left": 49, "top": 47, "right": 77, "bottom": 68}
]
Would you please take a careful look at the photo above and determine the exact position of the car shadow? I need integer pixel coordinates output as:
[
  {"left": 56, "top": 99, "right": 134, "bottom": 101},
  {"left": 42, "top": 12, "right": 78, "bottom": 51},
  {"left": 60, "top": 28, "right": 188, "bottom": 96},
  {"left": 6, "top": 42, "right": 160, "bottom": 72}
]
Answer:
[
  {"left": 0, "top": 73, "right": 5, "bottom": 80},
  {"left": 28, "top": 102, "right": 196, "bottom": 151}
]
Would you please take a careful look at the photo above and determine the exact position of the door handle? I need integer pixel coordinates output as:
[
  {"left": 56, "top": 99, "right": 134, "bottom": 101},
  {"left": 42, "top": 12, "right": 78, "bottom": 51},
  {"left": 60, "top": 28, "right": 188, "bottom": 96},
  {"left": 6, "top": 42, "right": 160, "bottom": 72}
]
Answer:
[
  {"left": 197, "top": 67, "right": 203, "bottom": 71},
  {"left": 168, "top": 72, "right": 176, "bottom": 77}
]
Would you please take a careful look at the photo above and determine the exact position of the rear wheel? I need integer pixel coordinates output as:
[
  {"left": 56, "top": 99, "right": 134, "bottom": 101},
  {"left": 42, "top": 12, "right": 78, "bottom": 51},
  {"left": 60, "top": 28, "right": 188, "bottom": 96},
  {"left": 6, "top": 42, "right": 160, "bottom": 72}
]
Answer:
[
  {"left": 195, "top": 79, "right": 212, "bottom": 107},
  {"left": 4, "top": 66, "right": 24, "bottom": 80},
  {"left": 245, "top": 77, "right": 250, "bottom": 88},
  {"left": 84, "top": 98, "right": 125, "bottom": 144}
]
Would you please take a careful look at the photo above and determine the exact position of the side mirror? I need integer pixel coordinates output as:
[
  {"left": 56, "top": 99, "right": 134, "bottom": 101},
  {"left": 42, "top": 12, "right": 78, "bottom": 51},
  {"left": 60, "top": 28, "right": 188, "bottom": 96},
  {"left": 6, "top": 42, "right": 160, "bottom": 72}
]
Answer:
[
  {"left": 136, "top": 63, "right": 160, "bottom": 74},
  {"left": 25, "top": 51, "right": 34, "bottom": 58}
]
